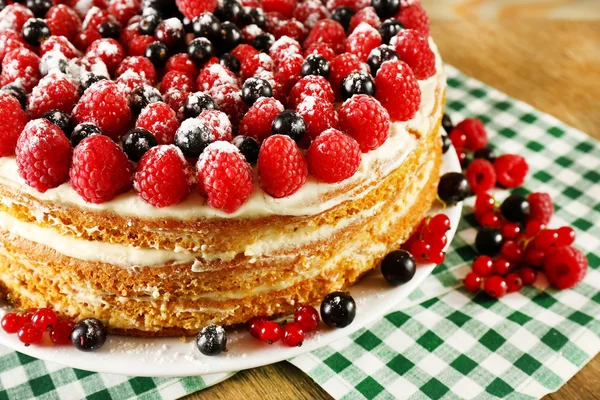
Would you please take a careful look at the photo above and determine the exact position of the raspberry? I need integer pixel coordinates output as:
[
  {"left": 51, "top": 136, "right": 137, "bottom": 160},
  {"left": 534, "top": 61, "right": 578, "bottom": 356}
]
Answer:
[
  {"left": 1, "top": 48, "right": 41, "bottom": 92},
  {"left": 307, "top": 128, "right": 361, "bottom": 183},
  {"left": 265, "top": 11, "right": 285, "bottom": 31},
  {"left": 392, "top": 29, "right": 436, "bottom": 80},
  {"left": 0, "top": 4, "right": 34, "bottom": 34},
  {"left": 107, "top": 0, "right": 141, "bottom": 26},
  {"left": 197, "top": 141, "right": 254, "bottom": 213},
  {"left": 304, "top": 43, "right": 335, "bottom": 61},
  {"left": 0, "top": 30, "right": 26, "bottom": 64},
  {"left": 338, "top": 94, "right": 390, "bottom": 152},
  {"left": 325, "top": 0, "right": 369, "bottom": 11},
  {"left": 303, "top": 19, "right": 346, "bottom": 54},
  {"left": 527, "top": 192, "right": 554, "bottom": 224},
  {"left": 166, "top": 53, "right": 198, "bottom": 79},
  {"left": 119, "top": 22, "right": 140, "bottom": 49},
  {"left": 274, "top": 53, "right": 304, "bottom": 90},
  {"left": 74, "top": 29, "right": 102, "bottom": 52},
  {"left": 72, "top": 80, "right": 132, "bottom": 139},
  {"left": 116, "top": 56, "right": 157, "bottom": 85},
  {"left": 134, "top": 145, "right": 193, "bottom": 207},
  {"left": 453, "top": 118, "right": 488, "bottom": 151},
  {"left": 258, "top": 134, "right": 308, "bottom": 197},
  {"left": 0, "top": 92, "right": 29, "bottom": 157},
  {"left": 16, "top": 119, "right": 72, "bottom": 193},
  {"left": 160, "top": 70, "right": 196, "bottom": 94},
  {"left": 128, "top": 35, "right": 155, "bottom": 57},
  {"left": 164, "top": 89, "right": 188, "bottom": 120},
  {"left": 70, "top": 135, "right": 132, "bottom": 203},
  {"left": 115, "top": 71, "right": 146, "bottom": 96},
  {"left": 296, "top": 96, "right": 338, "bottom": 140},
  {"left": 45, "top": 5, "right": 82, "bottom": 41},
  {"left": 348, "top": 7, "right": 381, "bottom": 33},
  {"left": 86, "top": 38, "right": 126, "bottom": 75},
  {"left": 39, "top": 36, "right": 81, "bottom": 59},
  {"left": 374, "top": 60, "right": 421, "bottom": 121},
  {"left": 27, "top": 74, "right": 80, "bottom": 118},
  {"left": 544, "top": 246, "right": 588, "bottom": 289},
  {"left": 196, "top": 63, "right": 239, "bottom": 91},
  {"left": 346, "top": 23, "right": 382, "bottom": 62},
  {"left": 197, "top": 109, "right": 233, "bottom": 141},
  {"left": 329, "top": 52, "right": 368, "bottom": 100},
  {"left": 262, "top": 0, "right": 295, "bottom": 18},
  {"left": 241, "top": 24, "right": 264, "bottom": 43},
  {"left": 288, "top": 75, "right": 334, "bottom": 109},
  {"left": 494, "top": 154, "right": 528, "bottom": 188},
  {"left": 208, "top": 84, "right": 248, "bottom": 127},
  {"left": 175, "top": 0, "right": 217, "bottom": 20},
  {"left": 241, "top": 52, "right": 275, "bottom": 78},
  {"left": 255, "top": 70, "right": 287, "bottom": 103},
  {"left": 269, "top": 36, "right": 302, "bottom": 63},
  {"left": 465, "top": 159, "right": 497, "bottom": 195},
  {"left": 395, "top": 0, "right": 430, "bottom": 37},
  {"left": 231, "top": 44, "right": 260, "bottom": 64},
  {"left": 82, "top": 7, "right": 113, "bottom": 32},
  {"left": 293, "top": 0, "right": 329, "bottom": 29},
  {"left": 272, "top": 19, "right": 308, "bottom": 42},
  {"left": 239, "top": 97, "right": 284, "bottom": 142},
  {"left": 136, "top": 102, "right": 180, "bottom": 144}
]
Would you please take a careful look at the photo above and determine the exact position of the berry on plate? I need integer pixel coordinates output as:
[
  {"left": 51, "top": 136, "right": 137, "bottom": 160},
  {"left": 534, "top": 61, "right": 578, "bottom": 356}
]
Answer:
[
  {"left": 71, "top": 318, "right": 107, "bottom": 352},
  {"left": 196, "top": 325, "right": 227, "bottom": 356},
  {"left": 320, "top": 291, "right": 356, "bottom": 328}
]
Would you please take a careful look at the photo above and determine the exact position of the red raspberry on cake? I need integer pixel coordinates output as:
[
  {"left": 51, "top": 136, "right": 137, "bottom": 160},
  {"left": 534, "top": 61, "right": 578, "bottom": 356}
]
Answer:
[
  {"left": 128, "top": 35, "right": 155, "bottom": 57},
  {"left": 45, "top": 5, "right": 82, "bottom": 41},
  {"left": 262, "top": 0, "right": 295, "bottom": 18},
  {"left": 241, "top": 52, "right": 275, "bottom": 78},
  {"left": 160, "top": 70, "right": 196, "bottom": 94},
  {"left": 16, "top": 119, "right": 73, "bottom": 193},
  {"left": 208, "top": 84, "right": 248, "bottom": 127},
  {"left": 166, "top": 53, "right": 198, "bottom": 79},
  {"left": 40, "top": 36, "right": 81, "bottom": 59},
  {"left": 120, "top": 22, "right": 141, "bottom": 49},
  {"left": 196, "top": 63, "right": 240, "bottom": 91},
  {"left": 395, "top": 0, "right": 430, "bottom": 37},
  {"left": 74, "top": 29, "right": 103, "bottom": 52},
  {"left": 304, "top": 43, "right": 335, "bottom": 61},
  {"left": 527, "top": 192, "right": 554, "bottom": 224},
  {"left": 293, "top": 0, "right": 329, "bottom": 29},
  {"left": 494, "top": 154, "right": 528, "bottom": 188},
  {"left": 375, "top": 60, "right": 421, "bottom": 121},
  {"left": 272, "top": 19, "right": 308, "bottom": 42},
  {"left": 231, "top": 44, "right": 260, "bottom": 64},
  {"left": 303, "top": 19, "right": 346, "bottom": 54},
  {"left": 175, "top": 0, "right": 217, "bottom": 20},
  {"left": 86, "top": 38, "right": 126, "bottom": 75},
  {"left": 329, "top": 52, "right": 368, "bottom": 100},
  {"left": 258, "top": 134, "right": 308, "bottom": 198},
  {"left": 338, "top": 94, "right": 390, "bottom": 152},
  {"left": 1, "top": 48, "right": 41, "bottom": 92},
  {"left": 269, "top": 36, "right": 302, "bottom": 64},
  {"left": 0, "top": 4, "right": 34, "bottom": 33},
  {"left": 136, "top": 102, "right": 180, "bottom": 144},
  {"left": 164, "top": 89, "right": 188, "bottom": 120},
  {"left": 453, "top": 118, "right": 488, "bottom": 151},
  {"left": 107, "top": 0, "right": 141, "bottom": 25},
  {"left": 134, "top": 145, "right": 193, "bottom": 207},
  {"left": 288, "top": 75, "right": 334, "bottom": 109},
  {"left": 70, "top": 135, "right": 133, "bottom": 203},
  {"left": 346, "top": 23, "right": 382, "bottom": 62},
  {"left": 115, "top": 71, "right": 146, "bottom": 96},
  {"left": 82, "top": 7, "right": 113, "bottom": 32},
  {"left": 392, "top": 29, "right": 436, "bottom": 80},
  {"left": 0, "top": 92, "right": 29, "bottom": 157},
  {"left": 197, "top": 141, "right": 254, "bottom": 213},
  {"left": 307, "top": 128, "right": 361, "bottom": 183},
  {"left": 116, "top": 56, "right": 157, "bottom": 85},
  {"left": 27, "top": 74, "right": 80, "bottom": 118},
  {"left": 296, "top": 96, "right": 338, "bottom": 140},
  {"left": 274, "top": 53, "right": 304, "bottom": 90},
  {"left": 348, "top": 7, "right": 381, "bottom": 33},
  {"left": 239, "top": 97, "right": 284, "bottom": 142},
  {"left": 544, "top": 246, "right": 588, "bottom": 289},
  {"left": 72, "top": 80, "right": 132, "bottom": 139},
  {"left": 197, "top": 109, "right": 233, "bottom": 142},
  {"left": 325, "top": 0, "right": 369, "bottom": 11},
  {"left": 0, "top": 30, "right": 27, "bottom": 63},
  {"left": 465, "top": 159, "right": 497, "bottom": 195}
]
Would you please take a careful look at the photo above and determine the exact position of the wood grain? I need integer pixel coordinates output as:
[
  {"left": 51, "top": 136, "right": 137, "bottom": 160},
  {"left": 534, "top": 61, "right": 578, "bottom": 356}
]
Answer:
[{"left": 190, "top": 20, "right": 600, "bottom": 400}]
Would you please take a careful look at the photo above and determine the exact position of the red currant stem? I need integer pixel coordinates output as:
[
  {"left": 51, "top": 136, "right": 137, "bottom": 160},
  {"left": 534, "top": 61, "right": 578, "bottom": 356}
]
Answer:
[
  {"left": 267, "top": 340, "right": 273, "bottom": 345},
  {"left": 24, "top": 343, "right": 31, "bottom": 347},
  {"left": 297, "top": 342, "right": 303, "bottom": 347}
]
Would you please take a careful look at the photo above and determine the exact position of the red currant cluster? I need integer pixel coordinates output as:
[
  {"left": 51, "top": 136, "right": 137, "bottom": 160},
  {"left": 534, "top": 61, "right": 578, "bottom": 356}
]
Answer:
[
  {"left": 247, "top": 305, "right": 320, "bottom": 347},
  {"left": 1, "top": 308, "right": 72, "bottom": 346},
  {"left": 402, "top": 214, "right": 451, "bottom": 265}
]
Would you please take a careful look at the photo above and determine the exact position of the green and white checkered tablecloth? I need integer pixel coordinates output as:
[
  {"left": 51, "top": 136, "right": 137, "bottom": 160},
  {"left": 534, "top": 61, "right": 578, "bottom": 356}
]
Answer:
[{"left": 1, "top": 65, "right": 599, "bottom": 399}]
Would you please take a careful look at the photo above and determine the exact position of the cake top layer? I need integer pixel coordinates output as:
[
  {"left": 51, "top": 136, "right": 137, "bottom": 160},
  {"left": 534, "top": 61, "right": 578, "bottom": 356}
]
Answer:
[{"left": 0, "top": 0, "right": 442, "bottom": 218}]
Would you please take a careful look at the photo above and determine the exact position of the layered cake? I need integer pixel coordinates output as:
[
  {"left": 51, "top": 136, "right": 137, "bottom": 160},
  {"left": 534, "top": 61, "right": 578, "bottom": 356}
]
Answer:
[{"left": 0, "top": 0, "right": 445, "bottom": 335}]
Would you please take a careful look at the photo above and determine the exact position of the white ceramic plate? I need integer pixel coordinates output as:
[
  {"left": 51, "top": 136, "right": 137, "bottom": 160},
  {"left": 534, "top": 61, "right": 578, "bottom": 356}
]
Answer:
[{"left": 0, "top": 143, "right": 462, "bottom": 377}]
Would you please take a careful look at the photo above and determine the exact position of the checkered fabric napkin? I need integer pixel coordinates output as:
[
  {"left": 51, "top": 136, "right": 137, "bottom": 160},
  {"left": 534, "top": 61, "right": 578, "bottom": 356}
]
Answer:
[{"left": 1, "top": 65, "right": 599, "bottom": 400}]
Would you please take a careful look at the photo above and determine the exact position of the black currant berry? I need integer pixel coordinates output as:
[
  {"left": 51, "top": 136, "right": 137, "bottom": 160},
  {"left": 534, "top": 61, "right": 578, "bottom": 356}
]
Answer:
[
  {"left": 438, "top": 172, "right": 470, "bottom": 205},
  {"left": 26, "top": 0, "right": 52, "bottom": 17},
  {"left": 475, "top": 227, "right": 504, "bottom": 256},
  {"left": 2, "top": 84, "right": 27, "bottom": 109},
  {"left": 98, "top": 21, "right": 120, "bottom": 39},
  {"left": 219, "top": 53, "right": 240, "bottom": 73},
  {"left": 473, "top": 147, "right": 496, "bottom": 163},
  {"left": 271, "top": 110, "right": 305, "bottom": 142},
  {"left": 196, "top": 325, "right": 227, "bottom": 356},
  {"left": 232, "top": 135, "right": 260, "bottom": 164},
  {"left": 188, "top": 37, "right": 214, "bottom": 64},
  {"left": 80, "top": 73, "right": 107, "bottom": 95},
  {"left": 331, "top": 7, "right": 354, "bottom": 31},
  {"left": 371, "top": 0, "right": 400, "bottom": 19},
  {"left": 219, "top": 21, "right": 242, "bottom": 53},
  {"left": 122, "top": 128, "right": 158, "bottom": 162},
  {"left": 42, "top": 110, "right": 73, "bottom": 136},
  {"left": 500, "top": 194, "right": 530, "bottom": 223},
  {"left": 381, "top": 249, "right": 416, "bottom": 285},
  {"left": 175, "top": 118, "right": 213, "bottom": 157},
  {"left": 71, "top": 123, "right": 102, "bottom": 147},
  {"left": 183, "top": 92, "right": 217, "bottom": 119},
  {"left": 253, "top": 32, "right": 274, "bottom": 52},
  {"left": 442, "top": 113, "right": 453, "bottom": 134},
  {"left": 367, "top": 45, "right": 398, "bottom": 75},
  {"left": 340, "top": 70, "right": 375, "bottom": 100},
  {"left": 182, "top": 16, "right": 194, "bottom": 33},
  {"left": 141, "top": 0, "right": 175, "bottom": 16},
  {"left": 239, "top": 7, "right": 266, "bottom": 28},
  {"left": 40, "top": 51, "right": 69, "bottom": 77},
  {"left": 155, "top": 18, "right": 185, "bottom": 47},
  {"left": 70, "top": 318, "right": 107, "bottom": 352},
  {"left": 129, "top": 85, "right": 163, "bottom": 115},
  {"left": 139, "top": 14, "right": 162, "bottom": 35},
  {"left": 242, "top": 77, "right": 272, "bottom": 105},
  {"left": 192, "top": 12, "right": 221, "bottom": 40},
  {"left": 441, "top": 132, "right": 451, "bottom": 154},
  {"left": 144, "top": 41, "right": 169, "bottom": 67},
  {"left": 378, "top": 19, "right": 404, "bottom": 44},
  {"left": 21, "top": 18, "right": 51, "bottom": 46},
  {"left": 301, "top": 54, "right": 330, "bottom": 78},
  {"left": 320, "top": 292, "right": 356, "bottom": 328},
  {"left": 214, "top": 0, "right": 242, "bottom": 22}
]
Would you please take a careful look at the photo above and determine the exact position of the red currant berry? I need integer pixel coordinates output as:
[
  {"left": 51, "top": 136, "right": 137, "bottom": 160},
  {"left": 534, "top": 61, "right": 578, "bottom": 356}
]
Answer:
[
  {"left": 472, "top": 255, "right": 494, "bottom": 277},
  {"left": 534, "top": 229, "right": 559, "bottom": 250},
  {"left": 258, "top": 321, "right": 282, "bottom": 344},
  {"left": 50, "top": 320, "right": 73, "bottom": 345},
  {"left": 556, "top": 226, "right": 576, "bottom": 246},
  {"left": 294, "top": 306, "right": 320, "bottom": 332},
  {"left": 500, "top": 241, "right": 523, "bottom": 263},
  {"left": 428, "top": 214, "right": 450, "bottom": 234},
  {"left": 17, "top": 324, "right": 43, "bottom": 346},
  {"left": 410, "top": 239, "right": 431, "bottom": 262},
  {"left": 493, "top": 258, "right": 513, "bottom": 276},
  {"left": 457, "top": 149, "right": 468, "bottom": 167},
  {"left": 1, "top": 313, "right": 26, "bottom": 334},
  {"left": 424, "top": 232, "right": 447, "bottom": 251},
  {"left": 525, "top": 220, "right": 545, "bottom": 237},
  {"left": 519, "top": 267, "right": 537, "bottom": 286},
  {"left": 464, "top": 272, "right": 482, "bottom": 293},
  {"left": 428, "top": 250, "right": 445, "bottom": 264},
  {"left": 474, "top": 192, "right": 496, "bottom": 218},
  {"left": 480, "top": 212, "right": 501, "bottom": 228},
  {"left": 523, "top": 247, "right": 546, "bottom": 268},
  {"left": 449, "top": 129, "right": 467, "bottom": 148},
  {"left": 247, "top": 316, "right": 267, "bottom": 339},
  {"left": 484, "top": 275, "right": 508, "bottom": 298},
  {"left": 31, "top": 308, "right": 58, "bottom": 331},
  {"left": 501, "top": 223, "right": 521, "bottom": 240},
  {"left": 505, "top": 273, "right": 523, "bottom": 293},
  {"left": 282, "top": 322, "right": 305, "bottom": 347}
]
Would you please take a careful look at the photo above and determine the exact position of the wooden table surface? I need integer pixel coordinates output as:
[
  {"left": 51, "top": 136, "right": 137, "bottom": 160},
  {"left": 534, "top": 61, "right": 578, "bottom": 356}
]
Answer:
[{"left": 193, "top": 20, "right": 600, "bottom": 400}]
